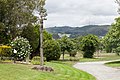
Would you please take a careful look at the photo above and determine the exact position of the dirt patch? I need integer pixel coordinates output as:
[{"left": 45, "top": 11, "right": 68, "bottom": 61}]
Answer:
[{"left": 32, "top": 66, "right": 54, "bottom": 72}]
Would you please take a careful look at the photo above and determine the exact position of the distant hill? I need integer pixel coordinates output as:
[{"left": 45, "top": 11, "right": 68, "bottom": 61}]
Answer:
[{"left": 46, "top": 25, "right": 110, "bottom": 38}]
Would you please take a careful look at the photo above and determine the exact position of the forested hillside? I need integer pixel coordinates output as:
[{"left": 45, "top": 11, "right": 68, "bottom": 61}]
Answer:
[{"left": 46, "top": 25, "right": 110, "bottom": 38}]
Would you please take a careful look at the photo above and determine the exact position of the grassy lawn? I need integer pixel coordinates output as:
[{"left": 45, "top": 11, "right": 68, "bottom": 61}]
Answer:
[
  {"left": 105, "top": 61, "right": 120, "bottom": 68},
  {"left": 0, "top": 52, "right": 119, "bottom": 80},
  {"left": 61, "top": 53, "right": 120, "bottom": 62},
  {"left": 79, "top": 55, "right": 120, "bottom": 62},
  {"left": 0, "top": 62, "right": 96, "bottom": 80}
]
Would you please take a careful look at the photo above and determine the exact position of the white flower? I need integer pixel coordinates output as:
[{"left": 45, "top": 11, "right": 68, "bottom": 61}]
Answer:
[{"left": 14, "top": 49, "right": 17, "bottom": 53}]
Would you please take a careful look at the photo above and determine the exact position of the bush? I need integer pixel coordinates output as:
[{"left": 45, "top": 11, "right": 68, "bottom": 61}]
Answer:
[
  {"left": 0, "top": 45, "right": 12, "bottom": 59},
  {"left": 10, "top": 36, "right": 32, "bottom": 61},
  {"left": 31, "top": 56, "right": 46, "bottom": 65},
  {"left": 43, "top": 40, "right": 61, "bottom": 61},
  {"left": 31, "top": 56, "right": 40, "bottom": 65},
  {"left": 80, "top": 34, "right": 99, "bottom": 58}
]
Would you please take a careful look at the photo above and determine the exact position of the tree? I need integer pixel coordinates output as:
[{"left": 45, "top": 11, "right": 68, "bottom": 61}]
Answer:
[
  {"left": 68, "top": 38, "right": 78, "bottom": 57},
  {"left": 43, "top": 30, "right": 52, "bottom": 42},
  {"left": 103, "top": 17, "right": 120, "bottom": 55},
  {"left": 0, "top": 23, "right": 10, "bottom": 44},
  {"left": 21, "top": 24, "right": 39, "bottom": 52},
  {"left": 43, "top": 40, "right": 61, "bottom": 61},
  {"left": 116, "top": 0, "right": 120, "bottom": 14},
  {"left": 21, "top": 23, "right": 52, "bottom": 59},
  {"left": 72, "top": 36, "right": 83, "bottom": 51},
  {"left": 80, "top": 34, "right": 99, "bottom": 58},
  {"left": 0, "top": 0, "right": 37, "bottom": 44},
  {"left": 102, "top": 33, "right": 113, "bottom": 53},
  {"left": 36, "top": 0, "right": 47, "bottom": 66},
  {"left": 58, "top": 36, "right": 74, "bottom": 60}
]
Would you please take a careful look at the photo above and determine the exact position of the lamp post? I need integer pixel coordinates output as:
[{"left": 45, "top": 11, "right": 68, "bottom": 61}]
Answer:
[{"left": 39, "top": 0, "right": 47, "bottom": 66}]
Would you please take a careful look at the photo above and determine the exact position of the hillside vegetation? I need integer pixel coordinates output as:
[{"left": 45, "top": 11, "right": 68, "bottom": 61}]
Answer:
[{"left": 46, "top": 25, "right": 110, "bottom": 38}]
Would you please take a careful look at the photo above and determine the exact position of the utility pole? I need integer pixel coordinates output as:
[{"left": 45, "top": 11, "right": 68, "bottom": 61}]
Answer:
[{"left": 39, "top": 0, "right": 47, "bottom": 66}]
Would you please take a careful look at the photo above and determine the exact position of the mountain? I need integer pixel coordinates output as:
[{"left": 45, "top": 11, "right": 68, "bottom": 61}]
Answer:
[{"left": 46, "top": 25, "right": 110, "bottom": 38}]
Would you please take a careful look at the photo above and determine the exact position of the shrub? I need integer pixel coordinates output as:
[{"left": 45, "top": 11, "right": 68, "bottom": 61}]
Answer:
[
  {"left": 0, "top": 45, "right": 12, "bottom": 58},
  {"left": 31, "top": 56, "right": 40, "bottom": 65},
  {"left": 10, "top": 36, "right": 32, "bottom": 61},
  {"left": 31, "top": 56, "right": 46, "bottom": 65},
  {"left": 80, "top": 34, "right": 99, "bottom": 58},
  {"left": 43, "top": 40, "right": 61, "bottom": 61}
]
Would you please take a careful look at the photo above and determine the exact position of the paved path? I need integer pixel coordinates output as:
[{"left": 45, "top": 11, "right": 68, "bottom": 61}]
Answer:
[{"left": 73, "top": 60, "right": 120, "bottom": 80}]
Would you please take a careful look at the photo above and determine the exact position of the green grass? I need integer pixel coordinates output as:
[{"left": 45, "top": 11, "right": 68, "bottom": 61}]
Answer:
[
  {"left": 105, "top": 61, "right": 120, "bottom": 68},
  {"left": 79, "top": 55, "right": 120, "bottom": 62},
  {"left": 0, "top": 52, "right": 119, "bottom": 80},
  {"left": 60, "top": 53, "right": 120, "bottom": 62},
  {"left": 0, "top": 62, "right": 96, "bottom": 80}
]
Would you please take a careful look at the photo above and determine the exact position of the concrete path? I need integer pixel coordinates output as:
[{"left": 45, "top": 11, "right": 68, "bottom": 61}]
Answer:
[{"left": 73, "top": 60, "right": 120, "bottom": 80}]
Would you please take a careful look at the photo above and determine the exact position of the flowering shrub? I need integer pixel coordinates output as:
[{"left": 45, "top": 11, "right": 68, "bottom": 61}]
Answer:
[{"left": 10, "top": 36, "right": 32, "bottom": 60}]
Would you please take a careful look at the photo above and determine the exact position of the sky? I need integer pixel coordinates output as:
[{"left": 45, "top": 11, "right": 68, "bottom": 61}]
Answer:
[{"left": 44, "top": 0, "right": 119, "bottom": 28}]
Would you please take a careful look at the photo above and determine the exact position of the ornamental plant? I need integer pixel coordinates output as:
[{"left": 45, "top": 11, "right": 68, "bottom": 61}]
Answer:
[
  {"left": 0, "top": 45, "right": 11, "bottom": 59},
  {"left": 10, "top": 36, "right": 32, "bottom": 61}
]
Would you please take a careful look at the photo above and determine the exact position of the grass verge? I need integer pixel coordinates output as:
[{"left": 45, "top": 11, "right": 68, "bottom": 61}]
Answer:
[
  {"left": 0, "top": 62, "right": 96, "bottom": 80},
  {"left": 105, "top": 61, "right": 120, "bottom": 68},
  {"left": 79, "top": 55, "right": 120, "bottom": 62}
]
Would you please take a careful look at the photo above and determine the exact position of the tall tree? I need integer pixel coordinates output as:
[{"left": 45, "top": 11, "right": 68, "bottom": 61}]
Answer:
[
  {"left": 0, "top": 0, "right": 37, "bottom": 44},
  {"left": 21, "top": 24, "right": 39, "bottom": 53},
  {"left": 36, "top": 0, "right": 47, "bottom": 66},
  {"left": 103, "top": 17, "right": 120, "bottom": 55},
  {"left": 0, "top": 23, "right": 10, "bottom": 44},
  {"left": 21, "top": 23, "right": 52, "bottom": 59},
  {"left": 102, "top": 1, "right": 120, "bottom": 53}
]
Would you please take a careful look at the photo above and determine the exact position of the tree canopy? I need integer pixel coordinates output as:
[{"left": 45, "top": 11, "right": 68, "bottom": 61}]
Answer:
[
  {"left": 80, "top": 34, "right": 99, "bottom": 58},
  {"left": 103, "top": 17, "right": 120, "bottom": 55},
  {"left": 58, "top": 36, "right": 75, "bottom": 60},
  {"left": 0, "top": 0, "right": 38, "bottom": 44}
]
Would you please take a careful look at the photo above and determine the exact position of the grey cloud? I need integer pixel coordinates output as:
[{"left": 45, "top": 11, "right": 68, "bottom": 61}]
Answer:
[{"left": 45, "top": 0, "right": 119, "bottom": 27}]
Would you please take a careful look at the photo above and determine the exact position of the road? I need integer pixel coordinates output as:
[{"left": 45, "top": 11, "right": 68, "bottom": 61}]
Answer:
[{"left": 73, "top": 60, "right": 120, "bottom": 80}]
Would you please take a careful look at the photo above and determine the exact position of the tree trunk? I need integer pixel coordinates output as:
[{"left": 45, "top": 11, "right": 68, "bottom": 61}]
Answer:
[
  {"left": 26, "top": 53, "right": 30, "bottom": 64},
  {"left": 13, "top": 57, "right": 16, "bottom": 63},
  {"left": 63, "top": 52, "right": 64, "bottom": 60},
  {"left": 40, "top": 19, "right": 44, "bottom": 66}
]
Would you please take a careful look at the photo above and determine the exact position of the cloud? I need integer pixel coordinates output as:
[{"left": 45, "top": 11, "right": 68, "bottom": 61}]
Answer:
[{"left": 44, "top": 0, "right": 119, "bottom": 27}]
